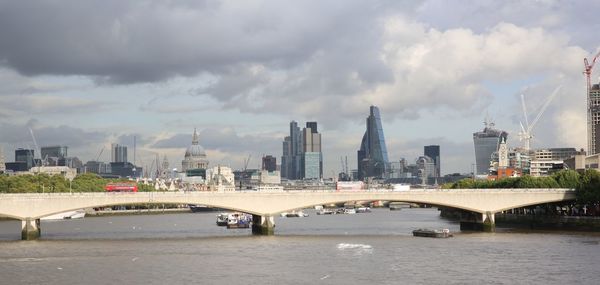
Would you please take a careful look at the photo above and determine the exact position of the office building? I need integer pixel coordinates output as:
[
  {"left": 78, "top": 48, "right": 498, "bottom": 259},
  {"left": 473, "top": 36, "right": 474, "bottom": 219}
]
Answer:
[
  {"left": 588, "top": 83, "right": 600, "bottom": 155},
  {"left": 111, "top": 144, "right": 128, "bottom": 163},
  {"left": 357, "top": 105, "right": 389, "bottom": 180},
  {"left": 424, "top": 145, "right": 440, "bottom": 177},
  {"left": 15, "top": 148, "right": 35, "bottom": 170},
  {"left": 281, "top": 121, "right": 323, "bottom": 180},
  {"left": 473, "top": 121, "right": 508, "bottom": 175},
  {"left": 41, "top": 145, "right": 68, "bottom": 166},
  {"left": 262, "top": 155, "right": 277, "bottom": 172}
]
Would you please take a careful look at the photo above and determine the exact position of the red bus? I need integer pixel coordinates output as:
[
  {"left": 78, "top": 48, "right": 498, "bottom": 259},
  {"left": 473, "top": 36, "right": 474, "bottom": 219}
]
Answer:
[{"left": 105, "top": 182, "right": 138, "bottom": 192}]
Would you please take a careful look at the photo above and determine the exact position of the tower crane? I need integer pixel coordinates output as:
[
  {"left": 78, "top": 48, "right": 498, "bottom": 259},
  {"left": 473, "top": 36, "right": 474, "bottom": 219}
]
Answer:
[
  {"left": 95, "top": 145, "right": 105, "bottom": 161},
  {"left": 518, "top": 85, "right": 562, "bottom": 151},
  {"left": 584, "top": 50, "right": 600, "bottom": 92}
]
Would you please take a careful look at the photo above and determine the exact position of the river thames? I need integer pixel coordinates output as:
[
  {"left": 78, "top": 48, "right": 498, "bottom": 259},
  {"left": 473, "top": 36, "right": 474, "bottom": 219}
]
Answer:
[{"left": 1, "top": 208, "right": 599, "bottom": 284}]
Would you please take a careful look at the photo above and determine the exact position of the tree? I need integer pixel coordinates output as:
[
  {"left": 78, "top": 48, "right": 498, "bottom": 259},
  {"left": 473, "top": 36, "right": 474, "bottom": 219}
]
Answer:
[{"left": 551, "top": 170, "right": 581, "bottom": 189}]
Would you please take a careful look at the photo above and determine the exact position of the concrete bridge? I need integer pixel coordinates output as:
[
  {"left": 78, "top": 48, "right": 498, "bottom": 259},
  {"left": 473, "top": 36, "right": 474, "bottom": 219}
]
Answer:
[{"left": 0, "top": 188, "right": 576, "bottom": 240}]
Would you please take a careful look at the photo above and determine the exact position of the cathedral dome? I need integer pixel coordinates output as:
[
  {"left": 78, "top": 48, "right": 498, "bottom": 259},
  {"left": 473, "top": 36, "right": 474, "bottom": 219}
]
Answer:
[{"left": 182, "top": 128, "right": 209, "bottom": 172}]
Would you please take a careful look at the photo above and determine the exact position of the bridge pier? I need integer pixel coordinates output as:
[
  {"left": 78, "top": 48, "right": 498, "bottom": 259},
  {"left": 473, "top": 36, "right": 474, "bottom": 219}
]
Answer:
[
  {"left": 460, "top": 212, "right": 496, "bottom": 232},
  {"left": 252, "top": 215, "right": 274, "bottom": 235},
  {"left": 21, "top": 218, "right": 41, "bottom": 240}
]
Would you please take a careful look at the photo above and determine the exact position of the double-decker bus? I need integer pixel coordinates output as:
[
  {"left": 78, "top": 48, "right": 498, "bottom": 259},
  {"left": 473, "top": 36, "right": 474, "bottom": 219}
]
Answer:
[{"left": 105, "top": 182, "right": 138, "bottom": 192}]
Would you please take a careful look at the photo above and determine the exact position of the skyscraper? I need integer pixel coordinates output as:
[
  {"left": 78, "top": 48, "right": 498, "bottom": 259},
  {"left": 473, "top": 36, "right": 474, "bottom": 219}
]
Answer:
[
  {"left": 357, "top": 105, "right": 389, "bottom": 180},
  {"left": 473, "top": 121, "right": 508, "bottom": 175},
  {"left": 302, "top": 122, "right": 322, "bottom": 179},
  {"left": 588, "top": 83, "right": 600, "bottom": 155},
  {"left": 111, "top": 144, "right": 128, "bottom": 163},
  {"left": 424, "top": 145, "right": 440, "bottom": 177},
  {"left": 281, "top": 121, "right": 322, "bottom": 180}
]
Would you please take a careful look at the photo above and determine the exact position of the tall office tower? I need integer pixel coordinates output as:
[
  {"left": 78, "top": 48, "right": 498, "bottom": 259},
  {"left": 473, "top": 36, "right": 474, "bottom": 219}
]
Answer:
[
  {"left": 281, "top": 121, "right": 303, "bottom": 180},
  {"left": 262, "top": 155, "right": 277, "bottom": 172},
  {"left": 111, "top": 143, "right": 128, "bottom": 163},
  {"left": 15, "top": 148, "right": 35, "bottom": 169},
  {"left": 0, "top": 146, "right": 5, "bottom": 173},
  {"left": 41, "top": 145, "right": 68, "bottom": 166},
  {"left": 302, "top": 122, "right": 322, "bottom": 179},
  {"left": 588, "top": 83, "right": 600, "bottom": 154},
  {"left": 424, "top": 145, "right": 441, "bottom": 177},
  {"left": 357, "top": 105, "right": 389, "bottom": 180},
  {"left": 473, "top": 121, "right": 508, "bottom": 175}
]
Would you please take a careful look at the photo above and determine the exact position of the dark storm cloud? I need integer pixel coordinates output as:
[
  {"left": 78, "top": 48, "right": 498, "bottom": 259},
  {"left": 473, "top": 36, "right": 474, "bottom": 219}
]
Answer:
[{"left": 0, "top": 0, "right": 412, "bottom": 85}]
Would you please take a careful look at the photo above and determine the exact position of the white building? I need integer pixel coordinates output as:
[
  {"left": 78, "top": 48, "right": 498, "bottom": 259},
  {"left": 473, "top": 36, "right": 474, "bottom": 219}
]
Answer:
[
  {"left": 29, "top": 166, "right": 77, "bottom": 181},
  {"left": 206, "top": 165, "right": 235, "bottom": 192}
]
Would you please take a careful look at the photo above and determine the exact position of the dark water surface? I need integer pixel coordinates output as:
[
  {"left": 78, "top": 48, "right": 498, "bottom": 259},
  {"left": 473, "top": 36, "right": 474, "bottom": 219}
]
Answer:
[{"left": 1, "top": 208, "right": 599, "bottom": 284}]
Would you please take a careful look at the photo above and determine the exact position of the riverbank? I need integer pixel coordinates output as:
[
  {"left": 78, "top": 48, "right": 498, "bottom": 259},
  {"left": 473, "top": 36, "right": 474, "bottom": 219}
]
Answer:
[
  {"left": 495, "top": 213, "right": 600, "bottom": 231},
  {"left": 440, "top": 208, "right": 600, "bottom": 232}
]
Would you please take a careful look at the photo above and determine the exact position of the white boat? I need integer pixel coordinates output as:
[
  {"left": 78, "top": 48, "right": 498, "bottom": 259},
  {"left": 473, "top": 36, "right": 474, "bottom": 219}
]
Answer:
[
  {"left": 216, "top": 213, "right": 229, "bottom": 226},
  {"left": 280, "top": 210, "right": 309, "bottom": 217},
  {"left": 317, "top": 209, "right": 334, "bottom": 215},
  {"left": 343, "top": 208, "right": 356, "bottom": 214},
  {"left": 356, "top": 207, "right": 371, "bottom": 213},
  {"left": 41, "top": 210, "right": 86, "bottom": 220}
]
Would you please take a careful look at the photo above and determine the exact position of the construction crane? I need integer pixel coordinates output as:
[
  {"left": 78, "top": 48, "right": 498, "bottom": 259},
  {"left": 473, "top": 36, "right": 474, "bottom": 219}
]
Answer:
[
  {"left": 28, "top": 127, "right": 42, "bottom": 166},
  {"left": 243, "top": 154, "right": 251, "bottom": 171},
  {"left": 584, "top": 50, "right": 600, "bottom": 92},
  {"left": 518, "top": 85, "right": 562, "bottom": 151},
  {"left": 95, "top": 145, "right": 105, "bottom": 161}
]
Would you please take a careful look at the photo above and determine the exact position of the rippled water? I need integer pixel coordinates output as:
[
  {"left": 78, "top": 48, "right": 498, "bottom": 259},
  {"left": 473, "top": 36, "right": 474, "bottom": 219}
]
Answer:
[{"left": 1, "top": 208, "right": 599, "bottom": 284}]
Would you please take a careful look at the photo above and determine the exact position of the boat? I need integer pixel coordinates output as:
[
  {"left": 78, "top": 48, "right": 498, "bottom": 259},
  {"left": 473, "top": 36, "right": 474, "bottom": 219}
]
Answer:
[
  {"left": 41, "top": 210, "right": 86, "bottom": 220},
  {"left": 412, "top": 228, "right": 453, "bottom": 238},
  {"left": 226, "top": 213, "right": 252, "bottom": 229},
  {"left": 343, "top": 208, "right": 356, "bottom": 214},
  {"left": 189, "top": 204, "right": 216, "bottom": 212},
  {"left": 356, "top": 207, "right": 371, "bottom": 213},
  {"left": 280, "top": 210, "right": 309, "bottom": 217},
  {"left": 216, "top": 213, "right": 229, "bottom": 226},
  {"left": 317, "top": 209, "right": 335, "bottom": 215}
]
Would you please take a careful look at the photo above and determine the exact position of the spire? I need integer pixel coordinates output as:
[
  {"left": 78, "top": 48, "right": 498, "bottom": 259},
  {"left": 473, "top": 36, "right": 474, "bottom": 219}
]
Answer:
[{"left": 192, "top": 128, "right": 199, "bottom": 145}]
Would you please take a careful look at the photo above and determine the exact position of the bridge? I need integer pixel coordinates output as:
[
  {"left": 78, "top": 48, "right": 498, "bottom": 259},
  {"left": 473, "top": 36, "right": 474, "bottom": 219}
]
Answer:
[{"left": 0, "top": 188, "right": 576, "bottom": 240}]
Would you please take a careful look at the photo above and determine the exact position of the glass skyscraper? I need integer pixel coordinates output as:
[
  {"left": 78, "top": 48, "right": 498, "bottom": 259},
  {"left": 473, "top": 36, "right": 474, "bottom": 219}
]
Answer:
[
  {"left": 282, "top": 121, "right": 322, "bottom": 180},
  {"left": 357, "top": 105, "right": 389, "bottom": 180},
  {"left": 473, "top": 122, "right": 508, "bottom": 175},
  {"left": 424, "top": 145, "right": 440, "bottom": 177}
]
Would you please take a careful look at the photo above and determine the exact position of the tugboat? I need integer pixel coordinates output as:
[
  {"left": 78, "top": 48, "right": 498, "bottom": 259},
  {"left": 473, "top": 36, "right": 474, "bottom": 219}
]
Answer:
[{"left": 412, "top": 228, "right": 453, "bottom": 238}]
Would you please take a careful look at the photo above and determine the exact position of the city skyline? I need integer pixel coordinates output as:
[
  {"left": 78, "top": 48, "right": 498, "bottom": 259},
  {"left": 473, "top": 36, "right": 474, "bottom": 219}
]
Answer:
[{"left": 1, "top": 1, "right": 599, "bottom": 176}]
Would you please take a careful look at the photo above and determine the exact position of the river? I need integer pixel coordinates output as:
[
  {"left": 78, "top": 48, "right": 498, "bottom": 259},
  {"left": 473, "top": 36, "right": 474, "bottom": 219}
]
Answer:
[{"left": 1, "top": 208, "right": 599, "bottom": 284}]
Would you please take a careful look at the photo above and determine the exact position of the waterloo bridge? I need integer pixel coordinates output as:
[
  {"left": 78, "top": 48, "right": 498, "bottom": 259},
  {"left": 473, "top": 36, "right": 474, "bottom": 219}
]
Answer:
[{"left": 0, "top": 188, "right": 576, "bottom": 240}]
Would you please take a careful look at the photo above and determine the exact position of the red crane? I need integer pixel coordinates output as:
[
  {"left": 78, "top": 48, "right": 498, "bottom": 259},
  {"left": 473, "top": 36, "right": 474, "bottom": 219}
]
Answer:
[{"left": 584, "top": 50, "right": 600, "bottom": 92}]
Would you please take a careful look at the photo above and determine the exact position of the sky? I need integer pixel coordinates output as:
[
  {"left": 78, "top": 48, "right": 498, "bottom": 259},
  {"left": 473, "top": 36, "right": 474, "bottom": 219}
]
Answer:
[{"left": 1, "top": 0, "right": 599, "bottom": 177}]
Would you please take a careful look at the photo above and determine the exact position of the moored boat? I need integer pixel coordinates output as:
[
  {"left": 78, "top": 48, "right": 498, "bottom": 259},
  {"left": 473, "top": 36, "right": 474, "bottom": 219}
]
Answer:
[
  {"left": 317, "top": 209, "right": 335, "bottom": 215},
  {"left": 41, "top": 210, "right": 86, "bottom": 220},
  {"left": 412, "top": 228, "right": 453, "bottom": 238},
  {"left": 216, "top": 213, "right": 229, "bottom": 226},
  {"left": 280, "top": 210, "right": 308, "bottom": 217},
  {"left": 226, "top": 213, "right": 252, "bottom": 229},
  {"left": 356, "top": 207, "right": 371, "bottom": 213}
]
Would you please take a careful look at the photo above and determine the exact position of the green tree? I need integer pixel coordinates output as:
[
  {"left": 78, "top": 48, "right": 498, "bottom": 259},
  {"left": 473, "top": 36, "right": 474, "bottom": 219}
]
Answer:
[{"left": 551, "top": 169, "right": 581, "bottom": 189}]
